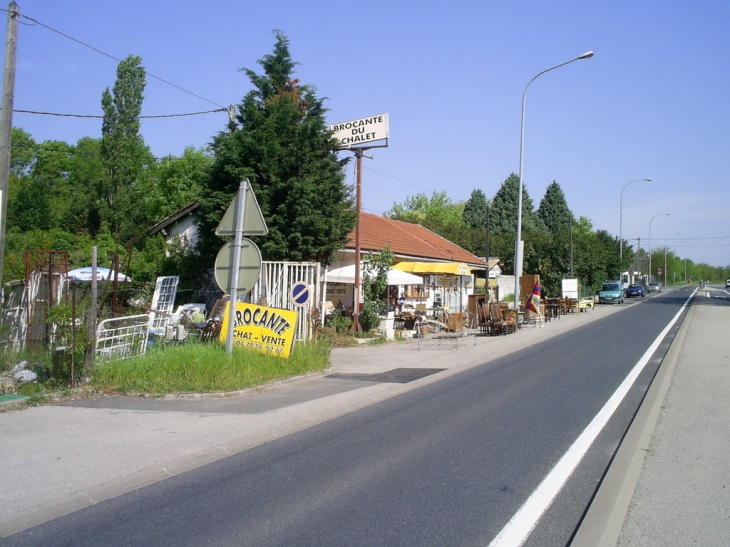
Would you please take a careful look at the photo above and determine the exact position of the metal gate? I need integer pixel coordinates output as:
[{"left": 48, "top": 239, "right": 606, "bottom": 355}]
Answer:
[
  {"left": 95, "top": 314, "right": 150, "bottom": 364},
  {"left": 250, "top": 262, "right": 322, "bottom": 342}
]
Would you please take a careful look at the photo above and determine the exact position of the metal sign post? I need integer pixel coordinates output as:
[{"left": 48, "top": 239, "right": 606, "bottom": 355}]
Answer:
[
  {"left": 225, "top": 180, "right": 247, "bottom": 354},
  {"left": 214, "top": 179, "right": 268, "bottom": 355}
]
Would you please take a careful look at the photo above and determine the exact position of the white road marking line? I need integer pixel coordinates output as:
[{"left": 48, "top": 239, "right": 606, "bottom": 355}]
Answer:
[{"left": 486, "top": 290, "right": 695, "bottom": 547}]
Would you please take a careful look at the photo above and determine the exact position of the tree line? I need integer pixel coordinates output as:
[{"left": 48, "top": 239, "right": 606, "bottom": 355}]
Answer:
[{"left": 4, "top": 31, "right": 721, "bottom": 305}]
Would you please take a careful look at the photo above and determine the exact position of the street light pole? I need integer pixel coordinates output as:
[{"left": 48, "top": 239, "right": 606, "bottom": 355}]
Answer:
[
  {"left": 619, "top": 178, "right": 651, "bottom": 261},
  {"left": 648, "top": 213, "right": 670, "bottom": 283},
  {"left": 513, "top": 50, "right": 594, "bottom": 309}
]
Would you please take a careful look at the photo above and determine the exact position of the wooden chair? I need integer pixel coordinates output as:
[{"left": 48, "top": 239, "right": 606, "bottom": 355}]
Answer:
[
  {"left": 476, "top": 299, "right": 491, "bottom": 335},
  {"left": 488, "top": 303, "right": 511, "bottom": 335},
  {"left": 503, "top": 308, "right": 519, "bottom": 332}
]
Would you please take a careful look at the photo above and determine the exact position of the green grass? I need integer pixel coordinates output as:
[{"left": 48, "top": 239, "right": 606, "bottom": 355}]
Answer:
[{"left": 92, "top": 338, "right": 332, "bottom": 395}]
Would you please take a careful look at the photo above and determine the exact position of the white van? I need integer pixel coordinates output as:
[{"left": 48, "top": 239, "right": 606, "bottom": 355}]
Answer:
[{"left": 725, "top": 279, "right": 730, "bottom": 289}]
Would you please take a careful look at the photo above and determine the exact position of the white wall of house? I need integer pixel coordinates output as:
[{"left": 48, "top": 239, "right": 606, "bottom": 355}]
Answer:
[
  {"left": 498, "top": 275, "right": 515, "bottom": 301},
  {"left": 165, "top": 215, "right": 198, "bottom": 248}
]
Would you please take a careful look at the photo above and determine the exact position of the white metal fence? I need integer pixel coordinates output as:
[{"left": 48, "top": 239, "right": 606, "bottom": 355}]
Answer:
[
  {"left": 95, "top": 314, "right": 150, "bottom": 364},
  {"left": 250, "top": 261, "right": 322, "bottom": 342}
]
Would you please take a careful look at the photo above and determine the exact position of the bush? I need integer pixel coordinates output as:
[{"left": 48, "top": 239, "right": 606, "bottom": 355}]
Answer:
[
  {"left": 328, "top": 310, "right": 353, "bottom": 333},
  {"left": 358, "top": 301, "right": 381, "bottom": 332}
]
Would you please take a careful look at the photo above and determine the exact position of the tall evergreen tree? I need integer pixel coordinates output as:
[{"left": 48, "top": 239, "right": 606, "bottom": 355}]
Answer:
[
  {"left": 197, "top": 31, "right": 356, "bottom": 264},
  {"left": 462, "top": 189, "right": 489, "bottom": 229},
  {"left": 537, "top": 180, "right": 574, "bottom": 232},
  {"left": 489, "top": 173, "right": 539, "bottom": 235}
]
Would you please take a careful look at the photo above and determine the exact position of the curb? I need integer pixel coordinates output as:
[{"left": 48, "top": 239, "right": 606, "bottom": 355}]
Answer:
[{"left": 570, "top": 296, "right": 694, "bottom": 546}]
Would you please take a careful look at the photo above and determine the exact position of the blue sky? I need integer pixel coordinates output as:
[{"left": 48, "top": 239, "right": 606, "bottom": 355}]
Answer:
[{"left": 3, "top": 0, "right": 729, "bottom": 267}]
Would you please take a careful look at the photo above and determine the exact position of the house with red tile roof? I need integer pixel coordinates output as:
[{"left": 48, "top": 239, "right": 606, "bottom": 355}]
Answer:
[
  {"left": 325, "top": 212, "right": 493, "bottom": 314},
  {"left": 333, "top": 212, "right": 488, "bottom": 268},
  {"left": 149, "top": 205, "right": 497, "bottom": 314},
  {"left": 150, "top": 205, "right": 488, "bottom": 270}
]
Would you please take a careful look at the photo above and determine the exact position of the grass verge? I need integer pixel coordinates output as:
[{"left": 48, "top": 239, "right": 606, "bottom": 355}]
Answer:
[{"left": 92, "top": 338, "right": 332, "bottom": 395}]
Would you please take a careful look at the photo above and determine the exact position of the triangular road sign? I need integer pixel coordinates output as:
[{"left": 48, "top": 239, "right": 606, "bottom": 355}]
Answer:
[{"left": 215, "top": 179, "right": 269, "bottom": 236}]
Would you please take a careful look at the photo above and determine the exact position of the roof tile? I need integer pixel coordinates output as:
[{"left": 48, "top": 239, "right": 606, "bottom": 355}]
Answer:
[{"left": 344, "top": 212, "right": 487, "bottom": 267}]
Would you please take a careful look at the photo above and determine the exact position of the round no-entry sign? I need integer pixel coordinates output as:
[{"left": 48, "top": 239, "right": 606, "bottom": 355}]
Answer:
[{"left": 290, "top": 282, "right": 311, "bottom": 307}]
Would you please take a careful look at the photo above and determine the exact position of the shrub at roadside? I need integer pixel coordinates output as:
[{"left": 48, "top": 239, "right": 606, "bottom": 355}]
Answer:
[{"left": 91, "top": 338, "right": 331, "bottom": 395}]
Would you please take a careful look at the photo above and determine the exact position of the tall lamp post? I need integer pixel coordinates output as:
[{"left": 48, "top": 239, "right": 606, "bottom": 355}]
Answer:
[
  {"left": 648, "top": 213, "right": 670, "bottom": 282},
  {"left": 619, "top": 178, "right": 652, "bottom": 261},
  {"left": 513, "top": 50, "right": 594, "bottom": 308}
]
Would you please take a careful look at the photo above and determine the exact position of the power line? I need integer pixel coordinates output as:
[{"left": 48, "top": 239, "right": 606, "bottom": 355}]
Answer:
[
  {"left": 13, "top": 9, "right": 227, "bottom": 109},
  {"left": 363, "top": 165, "right": 435, "bottom": 194},
  {"left": 2, "top": 107, "right": 228, "bottom": 119}
]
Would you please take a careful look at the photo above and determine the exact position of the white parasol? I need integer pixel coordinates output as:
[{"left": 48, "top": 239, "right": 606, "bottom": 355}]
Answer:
[{"left": 65, "top": 266, "right": 131, "bottom": 283}]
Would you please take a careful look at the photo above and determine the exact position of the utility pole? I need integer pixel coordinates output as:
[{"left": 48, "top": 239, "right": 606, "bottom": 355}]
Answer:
[
  {"left": 0, "top": 1, "right": 19, "bottom": 293},
  {"left": 350, "top": 149, "right": 363, "bottom": 333}
]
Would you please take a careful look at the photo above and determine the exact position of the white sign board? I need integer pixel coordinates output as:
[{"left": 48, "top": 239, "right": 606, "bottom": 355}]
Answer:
[
  {"left": 329, "top": 114, "right": 389, "bottom": 148},
  {"left": 561, "top": 278, "right": 579, "bottom": 299}
]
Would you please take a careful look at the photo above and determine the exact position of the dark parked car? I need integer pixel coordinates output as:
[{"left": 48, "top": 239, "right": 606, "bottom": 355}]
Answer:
[{"left": 625, "top": 283, "right": 645, "bottom": 298}]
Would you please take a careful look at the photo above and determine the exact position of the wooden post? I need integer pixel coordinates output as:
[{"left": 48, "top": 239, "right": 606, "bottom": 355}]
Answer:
[
  {"left": 0, "top": 2, "right": 19, "bottom": 289},
  {"left": 350, "top": 150, "right": 363, "bottom": 332}
]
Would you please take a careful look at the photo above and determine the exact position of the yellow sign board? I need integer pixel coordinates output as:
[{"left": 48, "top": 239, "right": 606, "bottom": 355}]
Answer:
[{"left": 219, "top": 302, "right": 298, "bottom": 358}]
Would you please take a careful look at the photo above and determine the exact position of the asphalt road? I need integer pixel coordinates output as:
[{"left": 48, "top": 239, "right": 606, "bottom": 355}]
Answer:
[{"left": 3, "top": 289, "right": 691, "bottom": 547}]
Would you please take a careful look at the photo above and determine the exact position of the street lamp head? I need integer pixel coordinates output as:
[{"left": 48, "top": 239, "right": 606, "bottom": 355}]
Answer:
[{"left": 578, "top": 51, "right": 595, "bottom": 59}]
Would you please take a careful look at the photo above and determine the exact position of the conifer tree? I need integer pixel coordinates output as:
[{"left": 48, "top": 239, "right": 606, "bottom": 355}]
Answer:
[
  {"left": 489, "top": 173, "right": 539, "bottom": 235},
  {"left": 197, "top": 31, "right": 356, "bottom": 264},
  {"left": 537, "top": 180, "right": 574, "bottom": 232},
  {"left": 462, "top": 189, "right": 489, "bottom": 229}
]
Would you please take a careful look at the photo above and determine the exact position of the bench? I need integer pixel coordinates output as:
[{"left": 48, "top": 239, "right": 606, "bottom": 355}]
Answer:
[{"left": 577, "top": 298, "right": 595, "bottom": 312}]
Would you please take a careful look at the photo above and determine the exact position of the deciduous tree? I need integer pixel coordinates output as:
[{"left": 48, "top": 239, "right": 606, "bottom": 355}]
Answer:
[{"left": 99, "top": 55, "right": 155, "bottom": 246}]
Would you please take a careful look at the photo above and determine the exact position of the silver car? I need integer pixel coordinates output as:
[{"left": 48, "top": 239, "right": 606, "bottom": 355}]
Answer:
[{"left": 648, "top": 282, "right": 661, "bottom": 293}]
